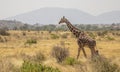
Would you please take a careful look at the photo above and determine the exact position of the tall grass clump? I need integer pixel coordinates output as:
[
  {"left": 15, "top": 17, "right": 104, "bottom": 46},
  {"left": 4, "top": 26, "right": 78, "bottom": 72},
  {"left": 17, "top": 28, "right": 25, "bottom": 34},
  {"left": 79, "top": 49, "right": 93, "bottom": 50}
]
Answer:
[
  {"left": 63, "top": 57, "right": 76, "bottom": 65},
  {"left": 25, "top": 38, "right": 37, "bottom": 45},
  {"left": 51, "top": 46, "right": 69, "bottom": 62},
  {"left": 97, "top": 31, "right": 108, "bottom": 37},
  {"left": 20, "top": 61, "right": 60, "bottom": 72},
  {"left": 106, "top": 36, "right": 115, "bottom": 41},
  {"left": 20, "top": 51, "right": 45, "bottom": 63},
  {"left": 90, "top": 56, "right": 120, "bottom": 72},
  {"left": 0, "top": 36, "right": 8, "bottom": 43},
  {"left": 61, "top": 33, "right": 69, "bottom": 39},
  {"left": 0, "top": 58, "right": 17, "bottom": 72},
  {"left": 51, "top": 34, "right": 59, "bottom": 39},
  {"left": 88, "top": 32, "right": 96, "bottom": 39},
  {"left": 33, "top": 51, "right": 45, "bottom": 63},
  {"left": 0, "top": 36, "right": 4, "bottom": 42}
]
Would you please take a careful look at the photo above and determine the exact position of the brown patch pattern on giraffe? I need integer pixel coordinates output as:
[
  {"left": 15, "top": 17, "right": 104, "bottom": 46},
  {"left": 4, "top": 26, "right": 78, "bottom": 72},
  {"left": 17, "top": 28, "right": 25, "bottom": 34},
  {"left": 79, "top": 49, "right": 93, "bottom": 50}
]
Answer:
[{"left": 59, "top": 16, "right": 99, "bottom": 59}]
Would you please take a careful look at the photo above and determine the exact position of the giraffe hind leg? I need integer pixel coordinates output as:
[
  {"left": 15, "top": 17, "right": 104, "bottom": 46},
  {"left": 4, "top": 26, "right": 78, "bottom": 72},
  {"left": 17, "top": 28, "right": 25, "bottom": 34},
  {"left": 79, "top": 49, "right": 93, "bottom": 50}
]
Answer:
[
  {"left": 82, "top": 47, "right": 87, "bottom": 58},
  {"left": 90, "top": 46, "right": 96, "bottom": 57}
]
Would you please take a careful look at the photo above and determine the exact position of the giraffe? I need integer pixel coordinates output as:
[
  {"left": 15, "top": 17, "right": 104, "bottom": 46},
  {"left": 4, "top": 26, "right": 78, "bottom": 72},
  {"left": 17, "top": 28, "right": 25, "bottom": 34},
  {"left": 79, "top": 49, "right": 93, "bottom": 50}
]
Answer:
[{"left": 59, "top": 16, "right": 99, "bottom": 59}]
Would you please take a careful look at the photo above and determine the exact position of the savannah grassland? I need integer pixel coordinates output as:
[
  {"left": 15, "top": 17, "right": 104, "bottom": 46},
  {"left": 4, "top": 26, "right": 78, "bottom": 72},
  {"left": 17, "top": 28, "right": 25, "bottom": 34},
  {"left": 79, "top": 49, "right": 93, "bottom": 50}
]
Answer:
[{"left": 0, "top": 30, "right": 120, "bottom": 72}]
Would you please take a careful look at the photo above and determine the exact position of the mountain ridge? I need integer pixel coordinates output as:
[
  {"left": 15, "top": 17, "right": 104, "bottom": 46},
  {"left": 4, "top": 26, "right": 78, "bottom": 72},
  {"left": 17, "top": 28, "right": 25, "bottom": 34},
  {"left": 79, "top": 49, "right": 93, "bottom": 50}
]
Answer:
[{"left": 4, "top": 7, "right": 120, "bottom": 24}]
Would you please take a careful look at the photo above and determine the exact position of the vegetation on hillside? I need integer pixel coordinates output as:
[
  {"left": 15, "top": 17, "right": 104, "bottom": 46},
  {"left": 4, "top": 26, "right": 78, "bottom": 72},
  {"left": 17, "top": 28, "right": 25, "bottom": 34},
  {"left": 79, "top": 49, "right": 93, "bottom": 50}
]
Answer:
[{"left": 0, "top": 20, "right": 120, "bottom": 31}]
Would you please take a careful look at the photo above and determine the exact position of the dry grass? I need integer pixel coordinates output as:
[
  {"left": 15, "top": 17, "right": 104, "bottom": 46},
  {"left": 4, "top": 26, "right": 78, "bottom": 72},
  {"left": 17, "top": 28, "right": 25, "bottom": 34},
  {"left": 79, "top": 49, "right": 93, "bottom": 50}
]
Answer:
[{"left": 0, "top": 30, "right": 120, "bottom": 72}]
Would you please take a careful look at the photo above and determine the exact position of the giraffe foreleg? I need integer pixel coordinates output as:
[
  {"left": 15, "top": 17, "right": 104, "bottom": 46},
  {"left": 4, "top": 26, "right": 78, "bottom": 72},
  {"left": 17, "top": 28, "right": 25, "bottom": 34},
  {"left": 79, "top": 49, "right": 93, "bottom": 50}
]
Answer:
[
  {"left": 77, "top": 47, "right": 81, "bottom": 59},
  {"left": 90, "top": 48, "right": 94, "bottom": 57}
]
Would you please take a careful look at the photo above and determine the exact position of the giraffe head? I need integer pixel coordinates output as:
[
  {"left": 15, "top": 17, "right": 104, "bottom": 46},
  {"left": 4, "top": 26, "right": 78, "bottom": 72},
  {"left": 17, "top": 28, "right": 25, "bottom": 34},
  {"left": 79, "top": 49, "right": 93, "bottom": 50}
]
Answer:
[{"left": 59, "top": 16, "right": 67, "bottom": 24}]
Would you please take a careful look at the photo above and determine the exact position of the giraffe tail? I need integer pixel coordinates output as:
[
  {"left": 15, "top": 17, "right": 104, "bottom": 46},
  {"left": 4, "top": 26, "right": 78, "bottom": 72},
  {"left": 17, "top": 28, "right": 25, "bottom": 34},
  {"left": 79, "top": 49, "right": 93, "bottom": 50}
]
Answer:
[
  {"left": 95, "top": 45, "right": 98, "bottom": 51},
  {"left": 95, "top": 45, "right": 100, "bottom": 55},
  {"left": 94, "top": 41, "right": 99, "bottom": 51}
]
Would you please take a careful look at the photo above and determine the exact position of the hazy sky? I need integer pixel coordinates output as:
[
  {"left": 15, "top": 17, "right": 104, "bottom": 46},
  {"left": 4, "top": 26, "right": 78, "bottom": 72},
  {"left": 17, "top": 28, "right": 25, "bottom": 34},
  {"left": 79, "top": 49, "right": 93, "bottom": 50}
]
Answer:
[{"left": 0, "top": 0, "right": 120, "bottom": 19}]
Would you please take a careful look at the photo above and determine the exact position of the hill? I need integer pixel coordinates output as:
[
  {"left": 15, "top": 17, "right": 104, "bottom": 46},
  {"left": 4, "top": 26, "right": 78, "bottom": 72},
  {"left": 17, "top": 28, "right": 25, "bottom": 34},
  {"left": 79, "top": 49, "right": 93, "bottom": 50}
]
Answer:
[{"left": 5, "top": 7, "right": 120, "bottom": 24}]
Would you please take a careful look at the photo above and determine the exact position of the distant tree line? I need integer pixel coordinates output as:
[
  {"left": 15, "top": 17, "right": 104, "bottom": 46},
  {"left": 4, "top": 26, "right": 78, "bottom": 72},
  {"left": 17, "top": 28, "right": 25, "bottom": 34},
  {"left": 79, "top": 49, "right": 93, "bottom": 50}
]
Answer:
[
  {"left": 0, "top": 20, "right": 120, "bottom": 31},
  {"left": 15, "top": 23, "right": 120, "bottom": 31}
]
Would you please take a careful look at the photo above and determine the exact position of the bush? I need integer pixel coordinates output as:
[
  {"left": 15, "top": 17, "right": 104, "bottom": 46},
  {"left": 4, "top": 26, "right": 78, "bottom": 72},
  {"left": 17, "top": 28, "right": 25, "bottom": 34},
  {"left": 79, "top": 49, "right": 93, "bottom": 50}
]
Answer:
[
  {"left": 0, "top": 36, "right": 4, "bottom": 42},
  {"left": 97, "top": 31, "right": 108, "bottom": 37},
  {"left": 106, "top": 36, "right": 115, "bottom": 40},
  {"left": 51, "top": 34, "right": 59, "bottom": 39},
  {"left": 63, "top": 57, "right": 76, "bottom": 65},
  {"left": 25, "top": 38, "right": 37, "bottom": 45},
  {"left": 51, "top": 46, "right": 69, "bottom": 62},
  {"left": 88, "top": 32, "right": 96, "bottom": 39},
  {"left": 20, "top": 61, "right": 60, "bottom": 72},
  {"left": 48, "top": 31, "right": 52, "bottom": 34},
  {"left": 116, "top": 33, "right": 120, "bottom": 36},
  {"left": 90, "top": 56, "right": 120, "bottom": 72},
  {"left": 0, "top": 36, "right": 7, "bottom": 43},
  {"left": 0, "top": 29, "right": 10, "bottom": 36}
]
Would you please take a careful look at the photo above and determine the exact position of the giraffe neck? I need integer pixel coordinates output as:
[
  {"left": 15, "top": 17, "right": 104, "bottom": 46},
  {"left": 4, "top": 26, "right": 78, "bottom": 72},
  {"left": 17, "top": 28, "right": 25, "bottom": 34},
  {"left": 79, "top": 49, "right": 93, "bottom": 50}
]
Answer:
[{"left": 65, "top": 20, "right": 82, "bottom": 38}]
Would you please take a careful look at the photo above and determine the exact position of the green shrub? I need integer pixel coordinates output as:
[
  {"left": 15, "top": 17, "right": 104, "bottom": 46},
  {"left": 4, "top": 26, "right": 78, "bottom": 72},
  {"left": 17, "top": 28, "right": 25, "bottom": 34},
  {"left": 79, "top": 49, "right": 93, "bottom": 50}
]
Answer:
[
  {"left": 51, "top": 34, "right": 59, "bottom": 39},
  {"left": 20, "top": 61, "right": 60, "bottom": 72},
  {"left": 88, "top": 32, "right": 96, "bottom": 39},
  {"left": 63, "top": 57, "right": 76, "bottom": 65},
  {"left": 51, "top": 46, "right": 69, "bottom": 62},
  {"left": 25, "top": 38, "right": 37, "bottom": 45},
  {"left": 106, "top": 36, "right": 115, "bottom": 40}
]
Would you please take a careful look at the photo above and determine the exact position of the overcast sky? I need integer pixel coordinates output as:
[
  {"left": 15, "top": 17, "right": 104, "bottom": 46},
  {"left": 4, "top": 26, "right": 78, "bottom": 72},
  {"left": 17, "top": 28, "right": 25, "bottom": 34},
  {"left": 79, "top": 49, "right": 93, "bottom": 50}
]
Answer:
[{"left": 0, "top": 0, "right": 120, "bottom": 19}]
